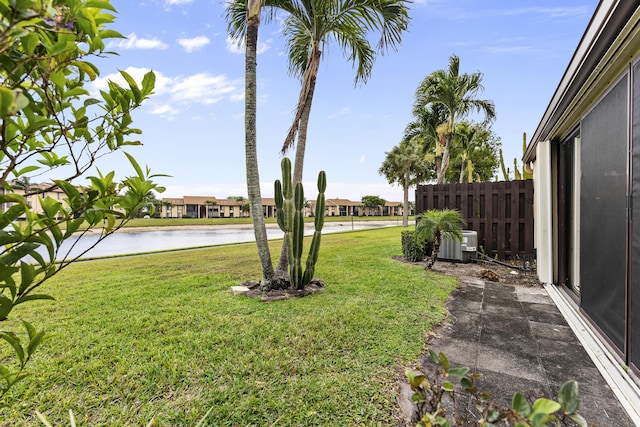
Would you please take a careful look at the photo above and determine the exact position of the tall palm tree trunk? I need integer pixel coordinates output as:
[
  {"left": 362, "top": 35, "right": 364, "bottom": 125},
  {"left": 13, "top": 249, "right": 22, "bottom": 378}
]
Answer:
[
  {"left": 426, "top": 234, "right": 441, "bottom": 269},
  {"left": 459, "top": 152, "right": 467, "bottom": 183},
  {"left": 245, "top": 1, "right": 274, "bottom": 283},
  {"left": 437, "top": 132, "right": 453, "bottom": 184}
]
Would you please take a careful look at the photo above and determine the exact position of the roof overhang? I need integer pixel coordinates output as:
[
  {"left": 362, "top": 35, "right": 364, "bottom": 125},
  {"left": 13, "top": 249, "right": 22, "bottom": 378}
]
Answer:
[{"left": 525, "top": 0, "right": 640, "bottom": 162}]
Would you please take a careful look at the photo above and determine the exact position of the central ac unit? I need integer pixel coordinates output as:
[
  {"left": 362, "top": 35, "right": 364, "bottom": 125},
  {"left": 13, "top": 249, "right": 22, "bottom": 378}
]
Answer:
[{"left": 438, "top": 230, "right": 478, "bottom": 262}]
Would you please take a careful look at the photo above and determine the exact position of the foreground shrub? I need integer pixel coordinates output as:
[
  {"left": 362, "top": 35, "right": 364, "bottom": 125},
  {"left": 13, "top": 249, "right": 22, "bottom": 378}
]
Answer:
[
  {"left": 406, "top": 350, "right": 587, "bottom": 426},
  {"left": 402, "top": 230, "right": 425, "bottom": 261}
]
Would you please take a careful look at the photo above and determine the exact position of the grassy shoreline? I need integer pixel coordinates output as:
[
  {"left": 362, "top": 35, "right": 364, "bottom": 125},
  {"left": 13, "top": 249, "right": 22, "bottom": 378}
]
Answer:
[{"left": 3, "top": 226, "right": 456, "bottom": 426}]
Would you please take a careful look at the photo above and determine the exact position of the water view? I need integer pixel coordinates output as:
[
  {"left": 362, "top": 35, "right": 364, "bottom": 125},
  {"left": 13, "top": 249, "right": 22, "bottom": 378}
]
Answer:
[{"left": 57, "top": 221, "right": 397, "bottom": 259}]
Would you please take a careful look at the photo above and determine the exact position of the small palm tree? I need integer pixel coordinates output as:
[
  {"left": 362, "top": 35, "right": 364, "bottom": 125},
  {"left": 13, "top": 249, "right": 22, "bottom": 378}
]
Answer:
[
  {"left": 416, "top": 209, "right": 465, "bottom": 270},
  {"left": 415, "top": 54, "right": 496, "bottom": 184},
  {"left": 378, "top": 139, "right": 430, "bottom": 227}
]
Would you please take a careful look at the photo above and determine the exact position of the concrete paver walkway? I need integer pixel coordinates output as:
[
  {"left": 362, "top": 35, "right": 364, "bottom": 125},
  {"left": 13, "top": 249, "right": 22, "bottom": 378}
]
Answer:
[{"left": 423, "top": 277, "right": 634, "bottom": 426}]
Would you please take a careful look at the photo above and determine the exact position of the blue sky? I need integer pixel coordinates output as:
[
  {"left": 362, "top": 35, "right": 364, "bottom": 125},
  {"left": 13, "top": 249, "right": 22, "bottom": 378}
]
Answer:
[{"left": 88, "top": 0, "right": 598, "bottom": 202}]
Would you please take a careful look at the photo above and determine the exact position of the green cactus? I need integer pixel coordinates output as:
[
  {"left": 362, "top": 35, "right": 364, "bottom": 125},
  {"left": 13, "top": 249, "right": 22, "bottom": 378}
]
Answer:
[
  {"left": 302, "top": 170, "right": 326, "bottom": 287},
  {"left": 522, "top": 132, "right": 533, "bottom": 179},
  {"left": 274, "top": 158, "right": 327, "bottom": 290},
  {"left": 513, "top": 158, "right": 522, "bottom": 180},
  {"left": 499, "top": 149, "right": 510, "bottom": 181},
  {"left": 499, "top": 132, "right": 534, "bottom": 181}
]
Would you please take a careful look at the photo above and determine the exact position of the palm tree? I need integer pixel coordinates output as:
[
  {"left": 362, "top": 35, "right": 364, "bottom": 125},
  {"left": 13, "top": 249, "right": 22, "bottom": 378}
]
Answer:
[
  {"left": 275, "top": 0, "right": 410, "bottom": 182},
  {"left": 11, "top": 176, "right": 32, "bottom": 192},
  {"left": 228, "top": 0, "right": 275, "bottom": 284},
  {"left": 416, "top": 209, "right": 465, "bottom": 270},
  {"left": 241, "top": 201, "right": 251, "bottom": 217},
  {"left": 228, "top": 0, "right": 410, "bottom": 271},
  {"left": 406, "top": 102, "right": 448, "bottom": 180},
  {"left": 452, "top": 122, "right": 478, "bottom": 183},
  {"left": 415, "top": 54, "right": 495, "bottom": 184},
  {"left": 379, "top": 139, "right": 430, "bottom": 227}
]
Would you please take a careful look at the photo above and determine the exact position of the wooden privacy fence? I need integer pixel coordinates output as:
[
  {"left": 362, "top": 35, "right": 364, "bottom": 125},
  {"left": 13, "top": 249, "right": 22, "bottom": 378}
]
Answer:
[{"left": 415, "top": 180, "right": 534, "bottom": 261}]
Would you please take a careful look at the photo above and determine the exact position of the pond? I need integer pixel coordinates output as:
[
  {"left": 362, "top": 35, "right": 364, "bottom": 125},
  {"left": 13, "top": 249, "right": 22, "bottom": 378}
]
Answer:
[{"left": 54, "top": 220, "right": 398, "bottom": 260}]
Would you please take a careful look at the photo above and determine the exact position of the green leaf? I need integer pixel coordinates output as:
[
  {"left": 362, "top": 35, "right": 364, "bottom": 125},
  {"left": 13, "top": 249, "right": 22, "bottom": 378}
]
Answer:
[
  {"left": 486, "top": 408, "right": 500, "bottom": 423},
  {"left": 75, "top": 61, "right": 98, "bottom": 81},
  {"left": 99, "top": 29, "right": 124, "bottom": 39},
  {"left": 21, "top": 320, "right": 36, "bottom": 341},
  {"left": 428, "top": 349, "right": 439, "bottom": 364},
  {"left": 532, "top": 398, "right": 561, "bottom": 415},
  {"left": 0, "top": 87, "right": 16, "bottom": 116},
  {"left": 26, "top": 329, "right": 45, "bottom": 357},
  {"left": 64, "top": 87, "right": 89, "bottom": 99},
  {"left": 411, "top": 392, "right": 424, "bottom": 403},
  {"left": 141, "top": 71, "right": 156, "bottom": 97},
  {"left": 0, "top": 242, "right": 39, "bottom": 269},
  {"left": 529, "top": 412, "right": 555, "bottom": 427},
  {"left": 557, "top": 380, "right": 579, "bottom": 414},
  {"left": 442, "top": 381, "right": 454, "bottom": 392},
  {"left": 13, "top": 165, "right": 40, "bottom": 177},
  {"left": 124, "top": 152, "right": 144, "bottom": 178},
  {"left": 19, "top": 261, "right": 35, "bottom": 294},
  {"left": 14, "top": 294, "right": 55, "bottom": 306},
  {"left": 20, "top": 33, "right": 38, "bottom": 55},
  {"left": 439, "top": 352, "right": 450, "bottom": 372},
  {"left": 447, "top": 367, "right": 469, "bottom": 377},
  {"left": 85, "top": 0, "right": 117, "bottom": 11},
  {"left": 0, "top": 296, "right": 13, "bottom": 320},
  {"left": 405, "top": 368, "right": 426, "bottom": 389},
  {"left": 119, "top": 71, "right": 141, "bottom": 103},
  {"left": 0, "top": 331, "right": 24, "bottom": 365},
  {"left": 568, "top": 413, "right": 587, "bottom": 427},
  {"left": 512, "top": 392, "right": 531, "bottom": 416},
  {"left": 460, "top": 376, "right": 475, "bottom": 392}
]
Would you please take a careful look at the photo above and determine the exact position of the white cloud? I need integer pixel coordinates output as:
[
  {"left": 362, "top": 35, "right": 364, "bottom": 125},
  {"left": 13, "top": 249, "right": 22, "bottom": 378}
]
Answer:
[
  {"left": 107, "top": 33, "right": 168, "bottom": 50},
  {"left": 501, "top": 7, "right": 591, "bottom": 19},
  {"left": 487, "top": 45, "right": 537, "bottom": 54},
  {"left": 359, "top": 155, "right": 366, "bottom": 164},
  {"left": 226, "top": 36, "right": 271, "bottom": 54},
  {"left": 170, "top": 73, "right": 242, "bottom": 104},
  {"left": 177, "top": 36, "right": 210, "bottom": 52},
  {"left": 150, "top": 104, "right": 179, "bottom": 118},
  {"left": 90, "top": 67, "right": 243, "bottom": 116},
  {"left": 166, "top": 0, "right": 192, "bottom": 4},
  {"left": 328, "top": 107, "right": 351, "bottom": 119}
]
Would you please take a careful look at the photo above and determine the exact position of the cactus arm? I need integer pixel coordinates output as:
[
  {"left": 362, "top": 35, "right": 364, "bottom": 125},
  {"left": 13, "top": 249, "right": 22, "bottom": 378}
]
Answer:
[
  {"left": 499, "top": 149, "right": 509, "bottom": 181},
  {"left": 302, "top": 170, "right": 326, "bottom": 288}
]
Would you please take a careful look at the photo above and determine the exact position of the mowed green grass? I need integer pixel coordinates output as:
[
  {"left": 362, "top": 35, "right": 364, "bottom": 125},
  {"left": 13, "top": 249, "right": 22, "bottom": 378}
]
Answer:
[{"left": 2, "top": 227, "right": 456, "bottom": 426}]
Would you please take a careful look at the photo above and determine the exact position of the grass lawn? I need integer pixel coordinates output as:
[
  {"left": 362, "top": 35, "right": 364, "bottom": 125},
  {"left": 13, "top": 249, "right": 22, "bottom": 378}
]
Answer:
[{"left": 2, "top": 227, "right": 456, "bottom": 426}]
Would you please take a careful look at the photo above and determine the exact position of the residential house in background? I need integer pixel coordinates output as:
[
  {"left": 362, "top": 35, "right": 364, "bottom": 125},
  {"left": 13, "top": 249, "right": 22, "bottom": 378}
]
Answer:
[
  {"left": 525, "top": 0, "right": 640, "bottom": 416},
  {"left": 162, "top": 196, "right": 404, "bottom": 218},
  {"left": 1, "top": 182, "right": 67, "bottom": 218}
]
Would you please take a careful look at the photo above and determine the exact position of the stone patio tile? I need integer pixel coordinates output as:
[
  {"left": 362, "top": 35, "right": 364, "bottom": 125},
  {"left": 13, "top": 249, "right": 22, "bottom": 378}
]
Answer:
[
  {"left": 443, "top": 310, "right": 482, "bottom": 341},
  {"left": 521, "top": 301, "right": 568, "bottom": 325},
  {"left": 528, "top": 321, "right": 576, "bottom": 341},
  {"left": 475, "top": 342, "right": 545, "bottom": 381}
]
